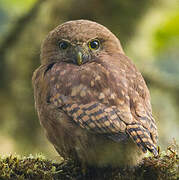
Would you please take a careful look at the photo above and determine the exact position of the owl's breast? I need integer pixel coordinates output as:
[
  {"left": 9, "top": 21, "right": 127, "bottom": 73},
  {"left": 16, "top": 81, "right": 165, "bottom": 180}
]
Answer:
[{"left": 46, "top": 61, "right": 128, "bottom": 106}]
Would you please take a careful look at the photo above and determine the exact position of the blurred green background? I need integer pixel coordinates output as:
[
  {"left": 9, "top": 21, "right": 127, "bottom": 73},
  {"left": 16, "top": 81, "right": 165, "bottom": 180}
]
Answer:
[{"left": 0, "top": 0, "right": 178, "bottom": 159}]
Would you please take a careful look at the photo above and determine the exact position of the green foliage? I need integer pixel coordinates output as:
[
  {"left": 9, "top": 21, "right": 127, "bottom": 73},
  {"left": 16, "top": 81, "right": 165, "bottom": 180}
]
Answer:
[
  {"left": 0, "top": 0, "right": 37, "bottom": 14},
  {"left": 153, "top": 10, "right": 179, "bottom": 53},
  {"left": 0, "top": 145, "right": 178, "bottom": 180}
]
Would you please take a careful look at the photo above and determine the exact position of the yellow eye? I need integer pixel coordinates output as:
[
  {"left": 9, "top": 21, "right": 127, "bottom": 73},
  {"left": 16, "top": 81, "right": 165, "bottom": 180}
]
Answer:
[{"left": 88, "top": 39, "right": 100, "bottom": 50}]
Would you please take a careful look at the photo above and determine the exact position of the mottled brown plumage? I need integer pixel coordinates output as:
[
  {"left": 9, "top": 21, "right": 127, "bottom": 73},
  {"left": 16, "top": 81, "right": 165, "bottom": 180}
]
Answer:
[{"left": 33, "top": 20, "right": 158, "bottom": 167}]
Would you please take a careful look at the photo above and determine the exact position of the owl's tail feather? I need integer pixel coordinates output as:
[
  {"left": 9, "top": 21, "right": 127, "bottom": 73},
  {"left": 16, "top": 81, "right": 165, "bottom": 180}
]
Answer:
[{"left": 126, "top": 123, "right": 158, "bottom": 157}]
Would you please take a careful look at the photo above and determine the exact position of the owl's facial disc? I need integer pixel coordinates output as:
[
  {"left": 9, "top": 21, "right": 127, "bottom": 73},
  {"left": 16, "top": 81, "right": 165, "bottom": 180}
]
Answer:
[{"left": 58, "top": 38, "right": 101, "bottom": 66}]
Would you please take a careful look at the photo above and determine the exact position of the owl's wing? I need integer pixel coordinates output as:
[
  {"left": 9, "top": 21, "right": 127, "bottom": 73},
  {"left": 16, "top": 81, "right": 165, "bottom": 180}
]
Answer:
[{"left": 56, "top": 99, "right": 158, "bottom": 156}]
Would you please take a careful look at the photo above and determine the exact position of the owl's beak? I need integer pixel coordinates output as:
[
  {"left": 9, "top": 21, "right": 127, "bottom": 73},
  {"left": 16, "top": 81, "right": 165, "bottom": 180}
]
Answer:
[
  {"left": 75, "top": 46, "right": 90, "bottom": 66},
  {"left": 77, "top": 51, "right": 83, "bottom": 66}
]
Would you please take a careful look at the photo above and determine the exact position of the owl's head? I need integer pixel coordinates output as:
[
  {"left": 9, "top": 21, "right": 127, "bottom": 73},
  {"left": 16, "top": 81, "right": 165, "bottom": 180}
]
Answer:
[{"left": 41, "top": 20, "right": 124, "bottom": 65}]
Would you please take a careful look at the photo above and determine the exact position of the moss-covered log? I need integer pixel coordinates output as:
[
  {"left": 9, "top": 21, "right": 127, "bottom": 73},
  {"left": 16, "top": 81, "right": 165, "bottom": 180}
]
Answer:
[{"left": 0, "top": 145, "right": 178, "bottom": 180}]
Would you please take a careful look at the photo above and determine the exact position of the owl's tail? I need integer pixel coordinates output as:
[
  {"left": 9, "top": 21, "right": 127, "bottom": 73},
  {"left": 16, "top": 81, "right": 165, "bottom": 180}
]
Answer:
[{"left": 126, "top": 123, "right": 158, "bottom": 157}]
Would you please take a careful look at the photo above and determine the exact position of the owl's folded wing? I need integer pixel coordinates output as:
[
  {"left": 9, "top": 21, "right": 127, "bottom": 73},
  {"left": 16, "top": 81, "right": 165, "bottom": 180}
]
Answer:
[{"left": 49, "top": 93, "right": 158, "bottom": 156}]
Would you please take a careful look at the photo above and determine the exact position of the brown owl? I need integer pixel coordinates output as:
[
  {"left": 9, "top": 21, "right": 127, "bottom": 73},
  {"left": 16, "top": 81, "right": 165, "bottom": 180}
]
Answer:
[{"left": 32, "top": 20, "right": 158, "bottom": 167}]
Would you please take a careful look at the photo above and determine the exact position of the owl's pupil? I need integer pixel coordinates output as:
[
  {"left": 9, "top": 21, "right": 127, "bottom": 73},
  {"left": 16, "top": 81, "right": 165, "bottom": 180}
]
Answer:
[
  {"left": 59, "top": 41, "right": 68, "bottom": 50},
  {"left": 89, "top": 40, "right": 100, "bottom": 50}
]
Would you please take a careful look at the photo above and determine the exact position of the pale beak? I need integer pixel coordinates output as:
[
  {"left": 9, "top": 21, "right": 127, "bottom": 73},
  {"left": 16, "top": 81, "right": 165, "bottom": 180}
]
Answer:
[
  {"left": 75, "top": 46, "right": 90, "bottom": 66},
  {"left": 77, "top": 51, "right": 83, "bottom": 65}
]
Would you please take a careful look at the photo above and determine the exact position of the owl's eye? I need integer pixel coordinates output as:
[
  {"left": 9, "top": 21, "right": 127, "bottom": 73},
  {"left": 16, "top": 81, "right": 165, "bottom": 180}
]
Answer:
[
  {"left": 88, "top": 39, "right": 100, "bottom": 50},
  {"left": 58, "top": 41, "right": 69, "bottom": 50}
]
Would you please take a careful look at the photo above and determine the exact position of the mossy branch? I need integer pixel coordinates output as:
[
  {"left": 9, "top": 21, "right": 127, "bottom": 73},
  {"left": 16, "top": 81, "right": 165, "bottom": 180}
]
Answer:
[{"left": 0, "top": 143, "right": 178, "bottom": 180}]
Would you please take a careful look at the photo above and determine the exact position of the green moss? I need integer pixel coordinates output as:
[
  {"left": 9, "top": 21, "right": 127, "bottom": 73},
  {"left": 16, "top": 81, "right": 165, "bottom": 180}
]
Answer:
[
  {"left": 0, "top": 154, "right": 58, "bottom": 180},
  {"left": 0, "top": 144, "right": 178, "bottom": 180}
]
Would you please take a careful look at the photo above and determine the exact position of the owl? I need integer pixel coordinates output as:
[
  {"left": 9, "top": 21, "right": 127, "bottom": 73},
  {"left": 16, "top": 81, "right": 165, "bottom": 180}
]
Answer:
[{"left": 32, "top": 20, "right": 158, "bottom": 167}]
